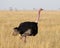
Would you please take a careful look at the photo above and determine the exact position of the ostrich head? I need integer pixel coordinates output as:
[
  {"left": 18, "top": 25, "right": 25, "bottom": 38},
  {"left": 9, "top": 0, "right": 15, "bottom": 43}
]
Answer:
[
  {"left": 40, "top": 8, "right": 43, "bottom": 11},
  {"left": 38, "top": 8, "right": 43, "bottom": 14}
]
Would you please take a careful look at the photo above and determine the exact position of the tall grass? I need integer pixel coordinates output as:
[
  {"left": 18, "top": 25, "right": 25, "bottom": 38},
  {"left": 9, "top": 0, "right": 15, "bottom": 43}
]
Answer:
[{"left": 0, "top": 10, "right": 60, "bottom": 48}]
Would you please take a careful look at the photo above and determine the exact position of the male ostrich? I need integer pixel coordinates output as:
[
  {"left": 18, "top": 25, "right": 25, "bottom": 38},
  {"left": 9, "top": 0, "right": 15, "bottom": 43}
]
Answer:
[{"left": 13, "top": 8, "right": 43, "bottom": 43}]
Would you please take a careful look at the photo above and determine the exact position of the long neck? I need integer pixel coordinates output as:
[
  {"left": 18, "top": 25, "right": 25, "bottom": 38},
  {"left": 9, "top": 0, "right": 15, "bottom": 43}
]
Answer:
[{"left": 35, "top": 10, "right": 41, "bottom": 22}]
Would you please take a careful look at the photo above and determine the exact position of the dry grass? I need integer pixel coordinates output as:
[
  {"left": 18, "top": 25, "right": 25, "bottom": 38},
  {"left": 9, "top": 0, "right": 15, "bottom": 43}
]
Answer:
[{"left": 0, "top": 10, "right": 60, "bottom": 48}]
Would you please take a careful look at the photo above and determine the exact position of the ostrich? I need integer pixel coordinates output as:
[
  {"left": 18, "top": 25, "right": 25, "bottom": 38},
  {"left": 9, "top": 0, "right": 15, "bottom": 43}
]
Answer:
[{"left": 12, "top": 8, "right": 43, "bottom": 43}]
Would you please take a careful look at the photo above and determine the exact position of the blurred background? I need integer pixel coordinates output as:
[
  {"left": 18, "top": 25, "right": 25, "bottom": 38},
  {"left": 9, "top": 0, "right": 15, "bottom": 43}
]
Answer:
[{"left": 0, "top": 0, "right": 60, "bottom": 10}]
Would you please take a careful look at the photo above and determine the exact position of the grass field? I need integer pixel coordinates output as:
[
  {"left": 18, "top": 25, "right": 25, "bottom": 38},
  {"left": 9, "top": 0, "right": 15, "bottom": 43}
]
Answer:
[{"left": 0, "top": 10, "right": 60, "bottom": 48}]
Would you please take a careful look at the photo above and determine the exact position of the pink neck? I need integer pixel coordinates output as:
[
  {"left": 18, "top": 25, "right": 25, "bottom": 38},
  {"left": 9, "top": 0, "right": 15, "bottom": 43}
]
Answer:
[{"left": 35, "top": 10, "right": 41, "bottom": 22}]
